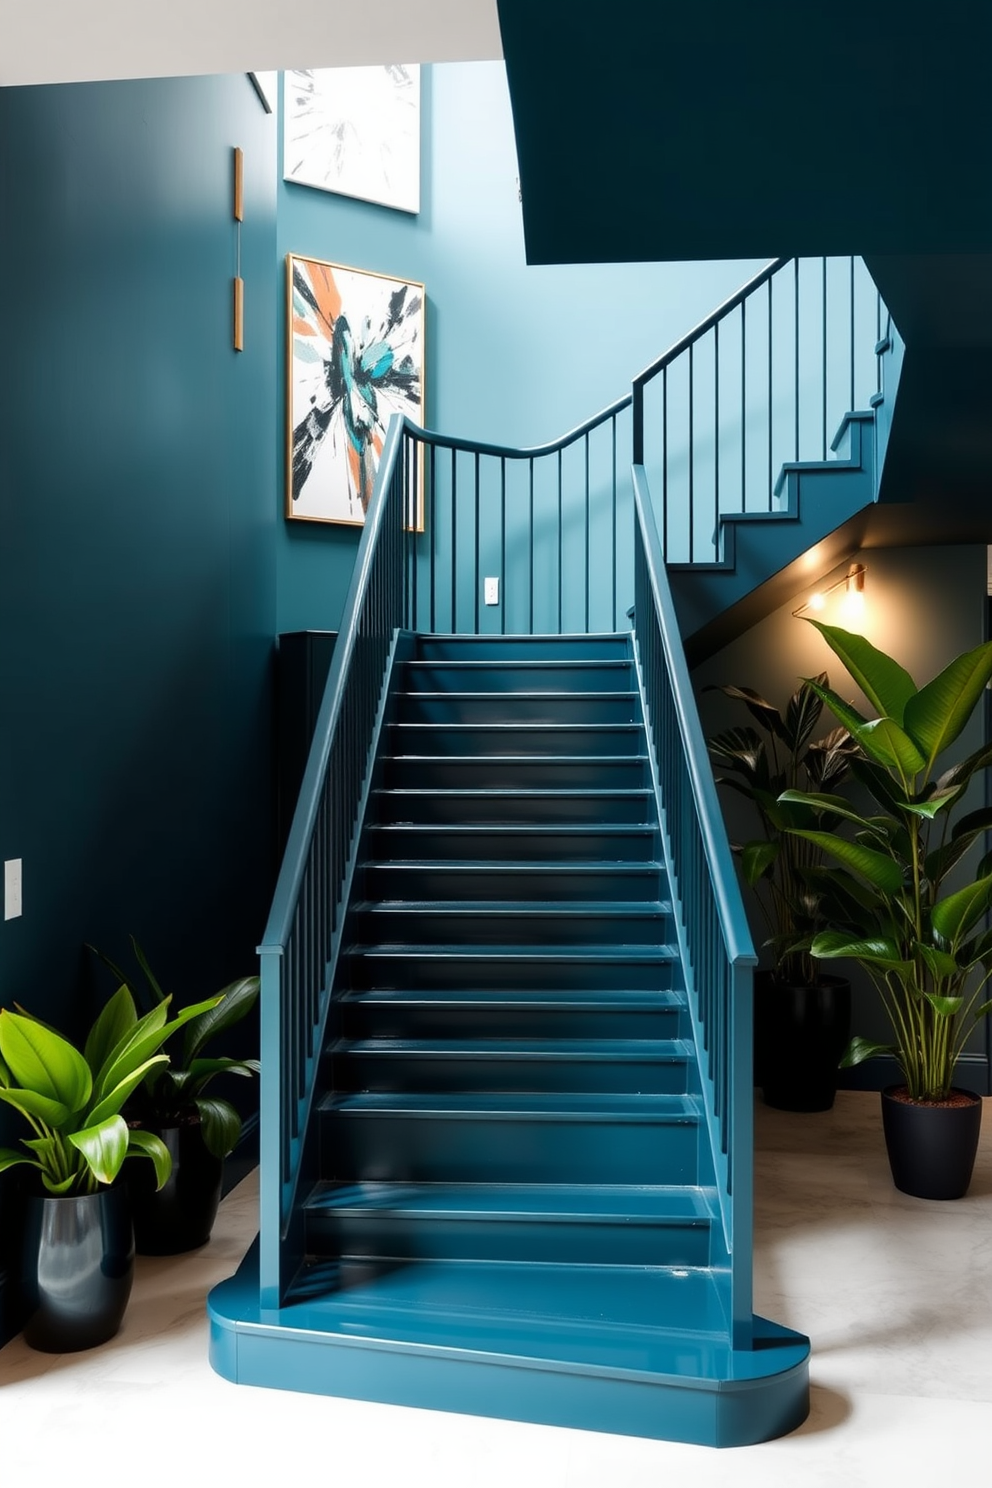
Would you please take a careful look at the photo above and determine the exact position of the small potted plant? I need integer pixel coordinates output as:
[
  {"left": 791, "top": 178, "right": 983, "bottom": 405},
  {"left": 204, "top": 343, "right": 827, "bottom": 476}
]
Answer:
[
  {"left": 780, "top": 621, "right": 992, "bottom": 1197},
  {"left": 0, "top": 985, "right": 219, "bottom": 1350},
  {"left": 707, "top": 675, "right": 859, "bottom": 1109},
  {"left": 91, "top": 939, "right": 260, "bottom": 1254}
]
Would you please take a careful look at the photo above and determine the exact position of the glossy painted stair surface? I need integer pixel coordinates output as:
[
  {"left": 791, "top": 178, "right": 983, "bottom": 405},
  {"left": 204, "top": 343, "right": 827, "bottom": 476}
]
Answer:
[{"left": 210, "top": 633, "right": 809, "bottom": 1445}]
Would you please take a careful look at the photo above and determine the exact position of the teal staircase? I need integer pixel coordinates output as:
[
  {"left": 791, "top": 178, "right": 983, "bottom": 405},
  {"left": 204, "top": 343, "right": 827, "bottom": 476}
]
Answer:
[{"left": 210, "top": 629, "right": 809, "bottom": 1444}]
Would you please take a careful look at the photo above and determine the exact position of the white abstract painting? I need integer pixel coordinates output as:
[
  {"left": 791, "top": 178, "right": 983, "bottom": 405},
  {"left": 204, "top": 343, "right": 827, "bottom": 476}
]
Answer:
[{"left": 284, "top": 66, "right": 421, "bottom": 214}]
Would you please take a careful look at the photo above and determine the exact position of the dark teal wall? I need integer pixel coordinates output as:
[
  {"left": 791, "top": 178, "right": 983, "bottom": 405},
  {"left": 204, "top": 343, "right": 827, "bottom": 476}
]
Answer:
[
  {"left": 0, "top": 73, "right": 277, "bottom": 1056},
  {"left": 275, "top": 62, "right": 764, "bottom": 634}
]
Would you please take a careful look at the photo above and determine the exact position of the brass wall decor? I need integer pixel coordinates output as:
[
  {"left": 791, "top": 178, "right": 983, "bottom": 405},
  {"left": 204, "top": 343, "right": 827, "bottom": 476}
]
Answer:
[{"left": 233, "top": 147, "right": 244, "bottom": 352}]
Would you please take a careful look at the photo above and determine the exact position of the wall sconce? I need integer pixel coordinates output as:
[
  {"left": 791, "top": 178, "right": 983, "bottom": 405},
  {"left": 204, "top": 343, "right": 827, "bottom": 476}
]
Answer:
[{"left": 793, "top": 562, "right": 868, "bottom": 623}]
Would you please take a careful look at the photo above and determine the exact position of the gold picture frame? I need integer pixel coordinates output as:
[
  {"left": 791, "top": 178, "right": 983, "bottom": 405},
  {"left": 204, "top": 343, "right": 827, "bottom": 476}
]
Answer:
[{"left": 286, "top": 253, "right": 425, "bottom": 527}]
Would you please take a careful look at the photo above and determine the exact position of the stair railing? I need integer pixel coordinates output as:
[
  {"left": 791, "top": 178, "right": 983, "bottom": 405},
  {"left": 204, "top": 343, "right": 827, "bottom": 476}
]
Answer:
[
  {"left": 258, "top": 416, "right": 416, "bottom": 1307},
  {"left": 258, "top": 396, "right": 635, "bottom": 1305},
  {"left": 631, "top": 462, "right": 757, "bottom": 1350},
  {"left": 633, "top": 256, "right": 886, "bottom": 564},
  {"left": 405, "top": 397, "right": 633, "bottom": 636}
]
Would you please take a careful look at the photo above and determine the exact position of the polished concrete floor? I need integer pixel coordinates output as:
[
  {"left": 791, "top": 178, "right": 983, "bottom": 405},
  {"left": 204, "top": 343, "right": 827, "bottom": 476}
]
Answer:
[{"left": 1, "top": 1091, "right": 990, "bottom": 1485}]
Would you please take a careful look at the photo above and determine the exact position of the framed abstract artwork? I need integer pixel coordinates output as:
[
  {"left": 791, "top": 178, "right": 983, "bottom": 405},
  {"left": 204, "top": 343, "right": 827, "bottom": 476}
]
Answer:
[
  {"left": 286, "top": 254, "right": 425, "bottom": 527},
  {"left": 284, "top": 66, "right": 421, "bottom": 214}
]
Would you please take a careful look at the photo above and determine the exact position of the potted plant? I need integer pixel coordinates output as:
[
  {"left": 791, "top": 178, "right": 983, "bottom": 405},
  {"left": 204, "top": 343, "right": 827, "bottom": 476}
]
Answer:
[
  {"left": 707, "top": 675, "right": 859, "bottom": 1109},
  {"left": 0, "top": 985, "right": 219, "bottom": 1350},
  {"left": 91, "top": 939, "right": 260, "bottom": 1254},
  {"left": 780, "top": 621, "right": 992, "bottom": 1197}
]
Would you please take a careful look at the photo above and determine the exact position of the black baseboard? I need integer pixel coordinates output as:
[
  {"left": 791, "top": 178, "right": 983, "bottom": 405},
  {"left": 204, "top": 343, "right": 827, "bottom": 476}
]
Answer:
[
  {"left": 837, "top": 1052, "right": 991, "bottom": 1097},
  {"left": 0, "top": 1265, "right": 24, "bottom": 1351},
  {"left": 222, "top": 1112, "right": 259, "bottom": 1197}
]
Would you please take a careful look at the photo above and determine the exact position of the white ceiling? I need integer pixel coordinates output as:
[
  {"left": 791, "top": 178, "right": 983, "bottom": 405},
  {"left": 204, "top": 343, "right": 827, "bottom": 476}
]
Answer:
[{"left": 0, "top": 0, "right": 503, "bottom": 87}]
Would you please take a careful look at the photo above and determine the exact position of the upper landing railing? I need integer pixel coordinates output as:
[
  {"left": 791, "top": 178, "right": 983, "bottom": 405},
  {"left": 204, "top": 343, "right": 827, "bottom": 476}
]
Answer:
[{"left": 633, "top": 256, "right": 887, "bottom": 565}]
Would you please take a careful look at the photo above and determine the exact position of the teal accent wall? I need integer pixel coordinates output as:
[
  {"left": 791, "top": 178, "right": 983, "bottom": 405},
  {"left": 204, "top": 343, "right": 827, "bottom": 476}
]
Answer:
[
  {"left": 0, "top": 73, "right": 278, "bottom": 1287},
  {"left": 275, "top": 62, "right": 765, "bottom": 634}
]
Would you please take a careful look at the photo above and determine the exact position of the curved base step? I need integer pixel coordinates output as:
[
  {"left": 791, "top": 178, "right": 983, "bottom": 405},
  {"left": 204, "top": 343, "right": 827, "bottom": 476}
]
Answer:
[{"left": 208, "top": 1241, "right": 810, "bottom": 1448}]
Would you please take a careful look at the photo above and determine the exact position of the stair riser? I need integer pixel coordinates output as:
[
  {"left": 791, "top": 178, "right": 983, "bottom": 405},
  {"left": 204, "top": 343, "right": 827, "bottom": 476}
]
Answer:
[
  {"left": 395, "top": 694, "right": 641, "bottom": 725},
  {"left": 347, "top": 952, "right": 677, "bottom": 992},
  {"left": 388, "top": 725, "right": 643, "bottom": 757},
  {"left": 331, "top": 1052, "right": 690, "bottom": 1095},
  {"left": 340, "top": 999, "right": 684, "bottom": 1042},
  {"left": 415, "top": 637, "right": 630, "bottom": 662},
  {"left": 305, "top": 1213, "right": 712, "bottom": 1268},
  {"left": 366, "top": 825, "right": 659, "bottom": 862},
  {"left": 355, "top": 908, "right": 670, "bottom": 946},
  {"left": 400, "top": 663, "right": 635, "bottom": 694},
  {"left": 362, "top": 865, "right": 665, "bottom": 902},
  {"left": 321, "top": 1111, "right": 698, "bottom": 1184},
  {"left": 381, "top": 758, "right": 650, "bottom": 791},
  {"left": 373, "top": 790, "right": 654, "bottom": 825}
]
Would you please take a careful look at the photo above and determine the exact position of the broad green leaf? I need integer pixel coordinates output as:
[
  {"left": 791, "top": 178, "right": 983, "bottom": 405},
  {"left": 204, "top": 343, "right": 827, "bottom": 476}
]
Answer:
[
  {"left": 900, "top": 787, "right": 962, "bottom": 820},
  {"left": 0, "top": 1011, "right": 92, "bottom": 1112},
  {"left": 791, "top": 831, "right": 905, "bottom": 894},
  {"left": 181, "top": 976, "right": 260, "bottom": 1064},
  {"left": 68, "top": 1114, "right": 129, "bottom": 1186},
  {"left": 84, "top": 982, "right": 138, "bottom": 1075},
  {"left": 923, "top": 993, "right": 963, "bottom": 1018},
  {"left": 903, "top": 639, "right": 992, "bottom": 771},
  {"left": 127, "top": 1128, "right": 172, "bottom": 1190},
  {"left": 86, "top": 1054, "right": 170, "bottom": 1126},
  {"left": 41, "top": 1171, "right": 78, "bottom": 1196},
  {"left": 0, "top": 1147, "right": 35, "bottom": 1174},
  {"left": 810, "top": 931, "right": 912, "bottom": 973},
  {"left": 925, "top": 835, "right": 980, "bottom": 887},
  {"left": 801, "top": 679, "right": 871, "bottom": 743},
  {"left": 0, "top": 1085, "right": 71, "bottom": 1129},
  {"left": 778, "top": 790, "right": 884, "bottom": 837},
  {"left": 802, "top": 621, "right": 918, "bottom": 724},
  {"left": 742, "top": 840, "right": 778, "bottom": 885},
  {"left": 849, "top": 755, "right": 905, "bottom": 815},
  {"left": 951, "top": 805, "right": 992, "bottom": 841},
  {"left": 936, "top": 739, "right": 992, "bottom": 793},
  {"left": 840, "top": 1035, "right": 896, "bottom": 1068},
  {"left": 913, "top": 944, "right": 958, "bottom": 979},
  {"left": 186, "top": 1056, "right": 260, "bottom": 1088},
  {"left": 93, "top": 995, "right": 221, "bottom": 1105},
  {"left": 855, "top": 718, "right": 926, "bottom": 778},
  {"left": 195, "top": 1096, "right": 242, "bottom": 1159},
  {"left": 931, "top": 874, "right": 992, "bottom": 943},
  {"left": 974, "top": 999, "right": 992, "bottom": 1020}
]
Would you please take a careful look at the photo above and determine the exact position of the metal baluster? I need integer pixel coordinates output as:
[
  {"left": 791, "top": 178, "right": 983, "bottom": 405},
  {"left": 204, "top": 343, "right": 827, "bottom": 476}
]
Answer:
[
  {"left": 500, "top": 457, "right": 507, "bottom": 637},
  {"left": 474, "top": 451, "right": 481, "bottom": 635},
  {"left": 688, "top": 342, "right": 695, "bottom": 560},
  {"left": 584, "top": 432, "right": 590, "bottom": 633},
  {"left": 767, "top": 277, "right": 773, "bottom": 510},
  {"left": 822, "top": 256, "right": 828, "bottom": 461},
  {"left": 450, "top": 447, "right": 458, "bottom": 632},
  {"left": 557, "top": 448, "right": 563, "bottom": 634},
  {"left": 794, "top": 258, "right": 800, "bottom": 461}
]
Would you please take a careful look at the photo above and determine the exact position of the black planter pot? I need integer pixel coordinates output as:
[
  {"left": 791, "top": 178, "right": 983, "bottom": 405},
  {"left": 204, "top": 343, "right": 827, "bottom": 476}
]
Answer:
[
  {"left": 21, "top": 1187, "right": 134, "bottom": 1352},
  {"left": 881, "top": 1085, "right": 983, "bottom": 1200},
  {"left": 125, "top": 1122, "right": 223, "bottom": 1255},
  {"left": 754, "top": 971, "right": 851, "bottom": 1112}
]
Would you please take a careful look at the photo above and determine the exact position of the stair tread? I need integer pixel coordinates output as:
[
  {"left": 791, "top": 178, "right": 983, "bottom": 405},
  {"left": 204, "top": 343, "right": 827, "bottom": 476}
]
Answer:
[
  {"left": 357, "top": 900, "right": 670, "bottom": 913},
  {"left": 280, "top": 1256, "right": 735, "bottom": 1365},
  {"left": 333, "top": 1036, "right": 691, "bottom": 1059},
  {"left": 341, "top": 987, "right": 685, "bottom": 1006},
  {"left": 369, "top": 823, "right": 656, "bottom": 834},
  {"left": 305, "top": 1180, "right": 715, "bottom": 1222},
  {"left": 364, "top": 860, "right": 663, "bottom": 872},
  {"left": 323, "top": 1091, "right": 699, "bottom": 1119},
  {"left": 400, "top": 690, "right": 638, "bottom": 700},
  {"left": 351, "top": 943, "right": 678, "bottom": 959}
]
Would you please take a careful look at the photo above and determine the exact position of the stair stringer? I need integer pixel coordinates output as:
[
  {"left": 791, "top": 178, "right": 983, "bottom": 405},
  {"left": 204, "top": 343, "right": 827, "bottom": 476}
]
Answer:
[{"left": 666, "top": 322, "right": 906, "bottom": 663}]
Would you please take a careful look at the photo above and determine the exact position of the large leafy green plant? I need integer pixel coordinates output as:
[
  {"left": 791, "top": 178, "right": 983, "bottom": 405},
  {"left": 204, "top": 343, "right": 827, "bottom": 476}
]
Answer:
[
  {"left": 0, "top": 987, "right": 221, "bottom": 1195},
  {"left": 707, "top": 675, "right": 858, "bottom": 985},
  {"left": 92, "top": 939, "right": 260, "bottom": 1160},
  {"left": 780, "top": 622, "right": 992, "bottom": 1101}
]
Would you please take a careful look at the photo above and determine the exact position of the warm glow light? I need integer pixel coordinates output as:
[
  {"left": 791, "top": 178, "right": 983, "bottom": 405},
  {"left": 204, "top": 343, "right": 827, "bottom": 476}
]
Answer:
[
  {"left": 808, "top": 592, "right": 826, "bottom": 611},
  {"left": 840, "top": 587, "right": 866, "bottom": 622},
  {"left": 793, "top": 562, "right": 868, "bottom": 624}
]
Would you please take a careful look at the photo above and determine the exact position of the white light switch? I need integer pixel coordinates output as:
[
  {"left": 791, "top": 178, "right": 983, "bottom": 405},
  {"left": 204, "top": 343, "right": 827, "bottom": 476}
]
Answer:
[
  {"left": 4, "top": 859, "right": 22, "bottom": 920},
  {"left": 484, "top": 577, "right": 500, "bottom": 606}
]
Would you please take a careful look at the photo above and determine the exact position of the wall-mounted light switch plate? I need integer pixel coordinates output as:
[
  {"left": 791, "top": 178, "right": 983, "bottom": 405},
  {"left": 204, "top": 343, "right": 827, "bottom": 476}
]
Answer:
[
  {"left": 484, "top": 577, "right": 500, "bottom": 606},
  {"left": 4, "top": 859, "right": 22, "bottom": 920}
]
